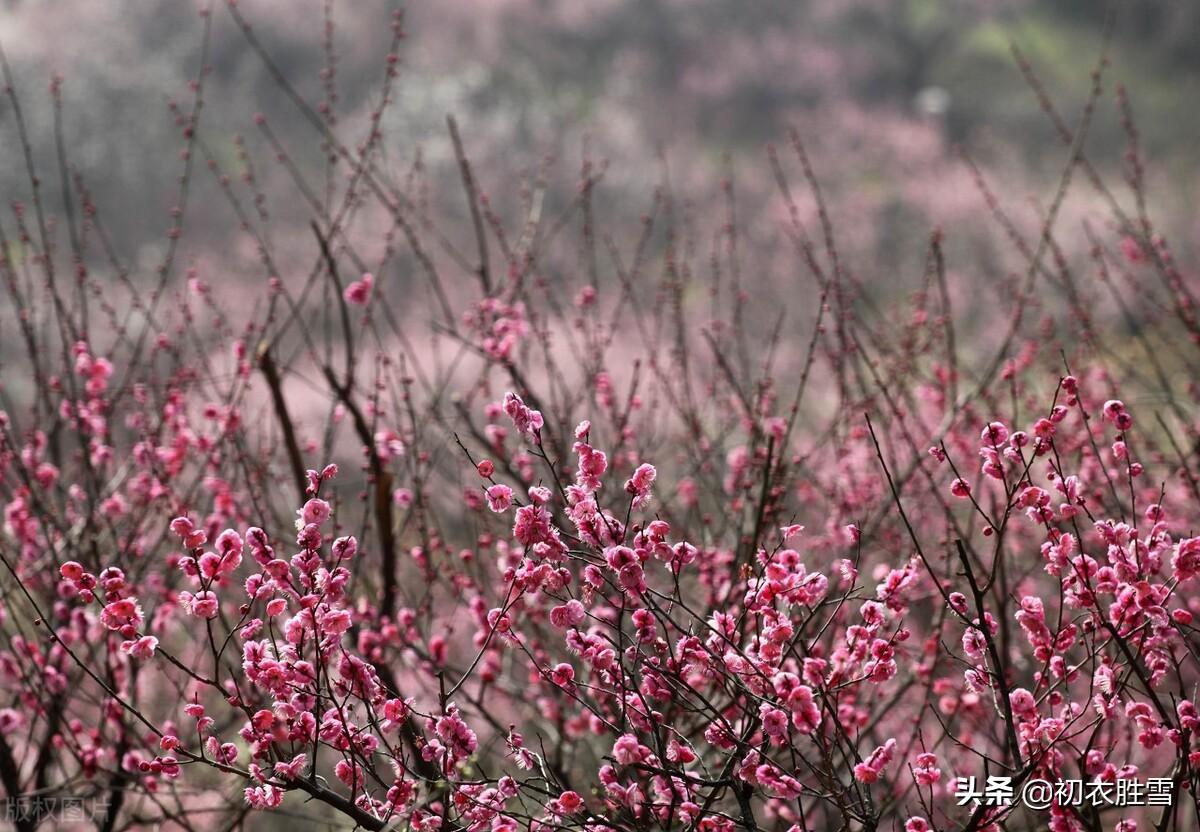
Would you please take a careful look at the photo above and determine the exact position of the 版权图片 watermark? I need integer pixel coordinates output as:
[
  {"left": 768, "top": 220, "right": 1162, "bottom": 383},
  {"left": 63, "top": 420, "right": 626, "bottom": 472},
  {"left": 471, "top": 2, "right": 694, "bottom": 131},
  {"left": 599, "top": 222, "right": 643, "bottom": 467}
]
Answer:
[{"left": 3, "top": 795, "right": 110, "bottom": 824}]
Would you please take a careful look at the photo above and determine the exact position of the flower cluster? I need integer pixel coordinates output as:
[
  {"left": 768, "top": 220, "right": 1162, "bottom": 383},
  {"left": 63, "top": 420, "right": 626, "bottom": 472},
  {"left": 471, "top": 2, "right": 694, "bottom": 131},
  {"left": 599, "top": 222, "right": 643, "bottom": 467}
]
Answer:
[{"left": 0, "top": 10, "right": 1195, "bottom": 829}]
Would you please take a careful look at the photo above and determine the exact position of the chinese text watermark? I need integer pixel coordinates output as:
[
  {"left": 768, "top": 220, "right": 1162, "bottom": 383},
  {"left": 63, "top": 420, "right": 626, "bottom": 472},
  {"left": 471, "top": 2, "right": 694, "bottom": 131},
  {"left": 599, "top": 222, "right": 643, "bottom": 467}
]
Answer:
[{"left": 955, "top": 776, "right": 1173, "bottom": 810}]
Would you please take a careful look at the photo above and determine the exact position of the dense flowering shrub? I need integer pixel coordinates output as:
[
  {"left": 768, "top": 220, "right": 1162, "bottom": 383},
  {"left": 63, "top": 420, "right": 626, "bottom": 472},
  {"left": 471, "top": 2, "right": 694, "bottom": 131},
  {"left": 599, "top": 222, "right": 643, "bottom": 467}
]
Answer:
[{"left": 1, "top": 5, "right": 1199, "bottom": 832}]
